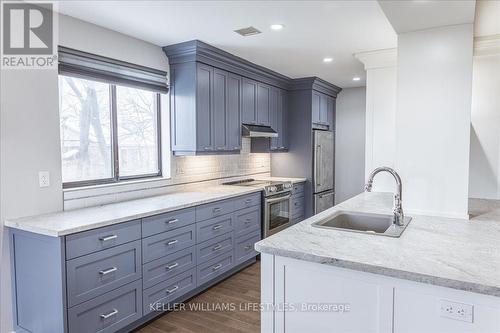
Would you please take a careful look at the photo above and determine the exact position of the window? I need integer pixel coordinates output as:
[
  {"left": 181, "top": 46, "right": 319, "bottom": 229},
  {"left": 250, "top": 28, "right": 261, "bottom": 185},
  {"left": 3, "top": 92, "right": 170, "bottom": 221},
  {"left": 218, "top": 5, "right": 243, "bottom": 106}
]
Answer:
[{"left": 59, "top": 75, "right": 162, "bottom": 187}]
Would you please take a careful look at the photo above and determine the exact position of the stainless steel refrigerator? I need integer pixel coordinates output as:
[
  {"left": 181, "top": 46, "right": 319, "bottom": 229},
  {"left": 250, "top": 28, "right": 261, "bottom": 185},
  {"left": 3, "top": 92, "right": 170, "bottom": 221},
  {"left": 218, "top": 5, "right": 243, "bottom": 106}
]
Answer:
[{"left": 313, "top": 130, "right": 335, "bottom": 214}]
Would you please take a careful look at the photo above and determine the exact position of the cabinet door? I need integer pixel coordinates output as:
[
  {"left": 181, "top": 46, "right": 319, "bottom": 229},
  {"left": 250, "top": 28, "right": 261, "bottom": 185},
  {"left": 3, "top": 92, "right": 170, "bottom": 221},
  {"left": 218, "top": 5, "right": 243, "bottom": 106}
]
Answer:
[
  {"left": 327, "top": 95, "right": 335, "bottom": 130},
  {"left": 242, "top": 78, "right": 257, "bottom": 124},
  {"left": 319, "top": 93, "right": 328, "bottom": 124},
  {"left": 213, "top": 68, "right": 227, "bottom": 151},
  {"left": 273, "top": 256, "right": 393, "bottom": 333},
  {"left": 312, "top": 91, "right": 321, "bottom": 125},
  {"left": 280, "top": 89, "right": 288, "bottom": 149},
  {"left": 269, "top": 87, "right": 279, "bottom": 150},
  {"left": 227, "top": 73, "right": 242, "bottom": 151},
  {"left": 257, "top": 83, "right": 271, "bottom": 126},
  {"left": 196, "top": 64, "right": 214, "bottom": 151}
]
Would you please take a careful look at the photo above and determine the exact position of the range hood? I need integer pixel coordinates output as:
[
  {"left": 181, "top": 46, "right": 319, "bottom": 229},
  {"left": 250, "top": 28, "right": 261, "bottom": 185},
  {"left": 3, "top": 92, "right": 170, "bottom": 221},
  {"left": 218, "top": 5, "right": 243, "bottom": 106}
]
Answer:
[{"left": 242, "top": 124, "right": 278, "bottom": 138}]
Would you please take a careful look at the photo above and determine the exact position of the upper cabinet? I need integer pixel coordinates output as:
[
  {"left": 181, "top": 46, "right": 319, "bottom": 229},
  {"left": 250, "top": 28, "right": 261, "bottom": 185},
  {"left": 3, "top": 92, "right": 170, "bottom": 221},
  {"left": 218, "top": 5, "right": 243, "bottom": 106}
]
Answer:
[
  {"left": 242, "top": 79, "right": 271, "bottom": 127},
  {"left": 169, "top": 62, "right": 241, "bottom": 155},
  {"left": 312, "top": 91, "right": 335, "bottom": 130},
  {"left": 270, "top": 87, "right": 288, "bottom": 151}
]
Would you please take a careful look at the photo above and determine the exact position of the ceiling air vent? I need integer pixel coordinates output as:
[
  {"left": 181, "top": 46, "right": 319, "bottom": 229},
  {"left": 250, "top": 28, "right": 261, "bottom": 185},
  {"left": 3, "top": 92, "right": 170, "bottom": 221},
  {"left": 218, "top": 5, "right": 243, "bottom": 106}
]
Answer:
[{"left": 234, "top": 26, "right": 261, "bottom": 37}]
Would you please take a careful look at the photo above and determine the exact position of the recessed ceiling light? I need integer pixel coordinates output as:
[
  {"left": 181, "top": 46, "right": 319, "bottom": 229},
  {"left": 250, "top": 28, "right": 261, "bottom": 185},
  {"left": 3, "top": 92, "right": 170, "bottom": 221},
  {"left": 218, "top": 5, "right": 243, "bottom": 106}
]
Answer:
[
  {"left": 353, "top": 77, "right": 361, "bottom": 81},
  {"left": 270, "top": 24, "right": 284, "bottom": 30},
  {"left": 323, "top": 57, "right": 333, "bottom": 63}
]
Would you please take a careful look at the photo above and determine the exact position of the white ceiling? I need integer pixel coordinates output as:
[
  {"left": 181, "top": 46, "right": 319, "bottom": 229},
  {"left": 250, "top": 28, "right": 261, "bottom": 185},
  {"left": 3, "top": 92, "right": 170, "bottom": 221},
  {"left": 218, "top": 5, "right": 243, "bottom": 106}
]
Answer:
[
  {"left": 378, "top": 0, "right": 476, "bottom": 34},
  {"left": 57, "top": 1, "right": 399, "bottom": 88}
]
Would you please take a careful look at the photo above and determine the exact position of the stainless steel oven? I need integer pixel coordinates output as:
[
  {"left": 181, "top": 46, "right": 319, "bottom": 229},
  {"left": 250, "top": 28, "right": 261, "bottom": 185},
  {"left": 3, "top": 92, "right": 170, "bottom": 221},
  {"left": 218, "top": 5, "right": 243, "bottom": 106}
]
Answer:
[{"left": 264, "top": 191, "right": 292, "bottom": 237}]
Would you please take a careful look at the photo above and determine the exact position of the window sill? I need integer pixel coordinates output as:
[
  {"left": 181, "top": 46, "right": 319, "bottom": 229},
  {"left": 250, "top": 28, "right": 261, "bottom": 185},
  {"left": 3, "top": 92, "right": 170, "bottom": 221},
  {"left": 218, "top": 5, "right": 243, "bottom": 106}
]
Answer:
[{"left": 63, "top": 175, "right": 173, "bottom": 201}]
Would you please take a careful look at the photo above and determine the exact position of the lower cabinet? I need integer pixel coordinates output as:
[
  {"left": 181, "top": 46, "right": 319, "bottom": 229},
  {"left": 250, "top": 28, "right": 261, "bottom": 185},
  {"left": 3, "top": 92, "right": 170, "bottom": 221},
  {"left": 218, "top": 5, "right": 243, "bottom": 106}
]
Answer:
[
  {"left": 10, "top": 192, "right": 262, "bottom": 333},
  {"left": 263, "top": 254, "right": 500, "bottom": 333},
  {"left": 291, "top": 182, "right": 305, "bottom": 224}
]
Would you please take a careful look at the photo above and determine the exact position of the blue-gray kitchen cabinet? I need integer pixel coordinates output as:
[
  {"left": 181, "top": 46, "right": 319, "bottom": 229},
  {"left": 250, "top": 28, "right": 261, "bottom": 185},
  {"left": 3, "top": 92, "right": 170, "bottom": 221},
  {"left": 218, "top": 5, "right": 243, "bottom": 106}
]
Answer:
[
  {"left": 270, "top": 87, "right": 288, "bottom": 151},
  {"left": 170, "top": 62, "right": 241, "bottom": 155},
  {"left": 242, "top": 77, "right": 258, "bottom": 125},
  {"left": 312, "top": 90, "right": 334, "bottom": 130},
  {"left": 257, "top": 83, "right": 271, "bottom": 126}
]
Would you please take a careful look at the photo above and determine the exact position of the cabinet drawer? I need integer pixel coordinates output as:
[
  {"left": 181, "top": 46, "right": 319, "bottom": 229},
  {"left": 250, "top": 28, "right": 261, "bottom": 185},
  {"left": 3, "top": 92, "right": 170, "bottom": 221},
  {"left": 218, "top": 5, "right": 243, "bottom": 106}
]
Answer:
[
  {"left": 142, "top": 208, "right": 195, "bottom": 238},
  {"left": 233, "top": 193, "right": 261, "bottom": 211},
  {"left": 66, "top": 240, "right": 141, "bottom": 307},
  {"left": 196, "top": 232, "right": 233, "bottom": 263},
  {"left": 65, "top": 220, "right": 141, "bottom": 260},
  {"left": 292, "top": 215, "right": 304, "bottom": 224},
  {"left": 142, "top": 224, "right": 196, "bottom": 263},
  {"left": 68, "top": 279, "right": 142, "bottom": 333},
  {"left": 291, "top": 196, "right": 305, "bottom": 218},
  {"left": 143, "top": 268, "right": 196, "bottom": 315},
  {"left": 235, "top": 230, "right": 260, "bottom": 265},
  {"left": 196, "top": 213, "right": 233, "bottom": 243},
  {"left": 234, "top": 206, "right": 261, "bottom": 238},
  {"left": 291, "top": 183, "right": 305, "bottom": 196},
  {"left": 197, "top": 251, "right": 234, "bottom": 286},
  {"left": 196, "top": 199, "right": 234, "bottom": 221},
  {"left": 143, "top": 246, "right": 196, "bottom": 289}
]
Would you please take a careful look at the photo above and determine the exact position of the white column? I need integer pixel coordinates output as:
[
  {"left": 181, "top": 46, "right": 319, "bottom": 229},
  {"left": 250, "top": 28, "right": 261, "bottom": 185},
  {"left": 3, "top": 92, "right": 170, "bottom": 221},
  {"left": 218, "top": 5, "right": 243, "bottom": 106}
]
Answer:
[{"left": 355, "top": 49, "right": 398, "bottom": 193}]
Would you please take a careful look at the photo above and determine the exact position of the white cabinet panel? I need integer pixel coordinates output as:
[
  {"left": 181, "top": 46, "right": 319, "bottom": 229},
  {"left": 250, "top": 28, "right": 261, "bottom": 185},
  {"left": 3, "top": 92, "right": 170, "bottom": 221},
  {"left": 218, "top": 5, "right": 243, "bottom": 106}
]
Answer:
[{"left": 274, "top": 256, "right": 393, "bottom": 333}]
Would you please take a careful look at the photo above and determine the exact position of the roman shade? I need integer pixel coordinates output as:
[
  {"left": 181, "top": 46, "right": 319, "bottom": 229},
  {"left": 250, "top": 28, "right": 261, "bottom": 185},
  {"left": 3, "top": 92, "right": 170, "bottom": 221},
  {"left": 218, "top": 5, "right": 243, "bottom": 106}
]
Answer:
[{"left": 58, "top": 46, "right": 168, "bottom": 93}]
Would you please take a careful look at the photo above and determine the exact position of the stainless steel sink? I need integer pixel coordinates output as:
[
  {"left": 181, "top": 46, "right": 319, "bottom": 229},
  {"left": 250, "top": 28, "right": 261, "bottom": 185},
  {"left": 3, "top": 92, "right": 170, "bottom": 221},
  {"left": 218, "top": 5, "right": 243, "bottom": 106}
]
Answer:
[{"left": 312, "top": 211, "right": 412, "bottom": 237}]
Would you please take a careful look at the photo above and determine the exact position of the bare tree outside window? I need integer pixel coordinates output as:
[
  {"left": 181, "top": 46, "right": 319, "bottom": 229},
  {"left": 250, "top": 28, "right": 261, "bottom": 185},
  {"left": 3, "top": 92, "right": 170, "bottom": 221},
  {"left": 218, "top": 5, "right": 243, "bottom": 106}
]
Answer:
[
  {"left": 116, "top": 86, "right": 159, "bottom": 177},
  {"left": 58, "top": 75, "right": 162, "bottom": 187},
  {"left": 59, "top": 76, "right": 112, "bottom": 183}
]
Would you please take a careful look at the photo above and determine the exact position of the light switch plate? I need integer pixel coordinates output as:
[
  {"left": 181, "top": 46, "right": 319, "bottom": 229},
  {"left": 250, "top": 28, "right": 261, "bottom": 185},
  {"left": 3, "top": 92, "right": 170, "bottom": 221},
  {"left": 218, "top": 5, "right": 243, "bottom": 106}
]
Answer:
[
  {"left": 39, "top": 171, "right": 50, "bottom": 187},
  {"left": 439, "top": 299, "right": 473, "bottom": 323}
]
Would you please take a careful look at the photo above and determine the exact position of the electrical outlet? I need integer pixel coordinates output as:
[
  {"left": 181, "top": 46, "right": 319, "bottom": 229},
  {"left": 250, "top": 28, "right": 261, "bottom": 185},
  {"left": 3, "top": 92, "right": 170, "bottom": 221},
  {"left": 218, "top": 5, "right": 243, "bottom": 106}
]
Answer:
[
  {"left": 439, "top": 299, "right": 473, "bottom": 323},
  {"left": 38, "top": 171, "right": 50, "bottom": 188}
]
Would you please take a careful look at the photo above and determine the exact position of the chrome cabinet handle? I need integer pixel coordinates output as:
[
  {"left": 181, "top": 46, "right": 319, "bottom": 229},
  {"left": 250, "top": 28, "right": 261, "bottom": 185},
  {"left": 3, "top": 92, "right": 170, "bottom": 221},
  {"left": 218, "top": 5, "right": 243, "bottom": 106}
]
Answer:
[
  {"left": 99, "top": 267, "right": 117, "bottom": 275},
  {"left": 100, "top": 308, "right": 118, "bottom": 319},
  {"left": 244, "top": 218, "right": 252, "bottom": 224},
  {"left": 212, "top": 224, "right": 222, "bottom": 230},
  {"left": 166, "top": 285, "right": 179, "bottom": 294},
  {"left": 245, "top": 199, "right": 252, "bottom": 203},
  {"left": 217, "top": 146, "right": 225, "bottom": 150},
  {"left": 166, "top": 239, "right": 178, "bottom": 246},
  {"left": 212, "top": 244, "right": 222, "bottom": 251},
  {"left": 212, "top": 263, "right": 223, "bottom": 271},
  {"left": 233, "top": 146, "right": 240, "bottom": 150},
  {"left": 166, "top": 262, "right": 179, "bottom": 270},
  {"left": 204, "top": 147, "right": 213, "bottom": 150},
  {"left": 99, "top": 235, "right": 117, "bottom": 242},
  {"left": 244, "top": 245, "right": 252, "bottom": 251},
  {"left": 166, "top": 218, "right": 178, "bottom": 225},
  {"left": 212, "top": 207, "right": 222, "bottom": 213}
]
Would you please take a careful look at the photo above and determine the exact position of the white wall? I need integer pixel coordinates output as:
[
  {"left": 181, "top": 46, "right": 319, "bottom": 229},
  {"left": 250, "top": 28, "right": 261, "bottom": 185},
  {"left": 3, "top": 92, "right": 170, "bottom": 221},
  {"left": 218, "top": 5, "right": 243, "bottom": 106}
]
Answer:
[
  {"left": 469, "top": 51, "right": 500, "bottom": 199},
  {"left": 335, "top": 87, "right": 366, "bottom": 204},
  {"left": 395, "top": 24, "right": 473, "bottom": 218}
]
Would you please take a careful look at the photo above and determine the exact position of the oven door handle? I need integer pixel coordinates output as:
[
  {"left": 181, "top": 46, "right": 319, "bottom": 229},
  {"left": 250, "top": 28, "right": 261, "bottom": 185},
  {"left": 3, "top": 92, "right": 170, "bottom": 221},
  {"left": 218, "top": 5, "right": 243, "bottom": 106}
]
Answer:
[{"left": 266, "top": 194, "right": 291, "bottom": 204}]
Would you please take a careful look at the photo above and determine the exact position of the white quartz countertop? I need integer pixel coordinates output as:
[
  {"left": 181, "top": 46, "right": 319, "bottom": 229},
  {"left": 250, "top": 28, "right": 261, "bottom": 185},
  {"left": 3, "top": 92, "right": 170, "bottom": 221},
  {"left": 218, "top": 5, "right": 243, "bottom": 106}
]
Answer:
[
  {"left": 5, "top": 185, "right": 262, "bottom": 237},
  {"left": 254, "top": 176, "right": 307, "bottom": 184},
  {"left": 255, "top": 192, "right": 500, "bottom": 297}
]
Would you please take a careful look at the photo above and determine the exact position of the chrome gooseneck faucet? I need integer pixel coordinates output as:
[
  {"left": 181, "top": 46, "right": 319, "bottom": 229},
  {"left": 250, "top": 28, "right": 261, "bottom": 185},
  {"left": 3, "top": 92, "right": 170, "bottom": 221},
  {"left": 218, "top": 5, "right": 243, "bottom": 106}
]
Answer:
[{"left": 365, "top": 167, "right": 404, "bottom": 226}]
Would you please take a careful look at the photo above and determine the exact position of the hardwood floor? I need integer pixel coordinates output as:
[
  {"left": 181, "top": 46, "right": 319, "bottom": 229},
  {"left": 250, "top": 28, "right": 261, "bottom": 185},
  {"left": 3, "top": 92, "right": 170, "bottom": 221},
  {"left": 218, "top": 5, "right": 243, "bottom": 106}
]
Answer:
[{"left": 136, "top": 262, "right": 261, "bottom": 333}]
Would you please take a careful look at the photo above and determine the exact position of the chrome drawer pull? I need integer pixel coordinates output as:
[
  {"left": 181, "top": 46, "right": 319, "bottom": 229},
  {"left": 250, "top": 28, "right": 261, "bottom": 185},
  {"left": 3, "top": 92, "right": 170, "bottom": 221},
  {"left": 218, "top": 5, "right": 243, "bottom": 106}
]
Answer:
[
  {"left": 166, "top": 262, "right": 179, "bottom": 270},
  {"left": 99, "top": 267, "right": 117, "bottom": 275},
  {"left": 244, "top": 245, "right": 252, "bottom": 251},
  {"left": 212, "top": 244, "right": 222, "bottom": 251},
  {"left": 212, "top": 207, "right": 222, "bottom": 213},
  {"left": 99, "top": 235, "right": 117, "bottom": 242},
  {"left": 295, "top": 202, "right": 299, "bottom": 206},
  {"left": 212, "top": 263, "right": 223, "bottom": 271},
  {"left": 244, "top": 218, "right": 252, "bottom": 224},
  {"left": 100, "top": 308, "right": 118, "bottom": 319},
  {"left": 166, "top": 218, "right": 178, "bottom": 225},
  {"left": 166, "top": 285, "right": 179, "bottom": 294},
  {"left": 166, "top": 239, "right": 178, "bottom": 246},
  {"left": 245, "top": 199, "right": 252, "bottom": 203},
  {"left": 212, "top": 224, "right": 222, "bottom": 230}
]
